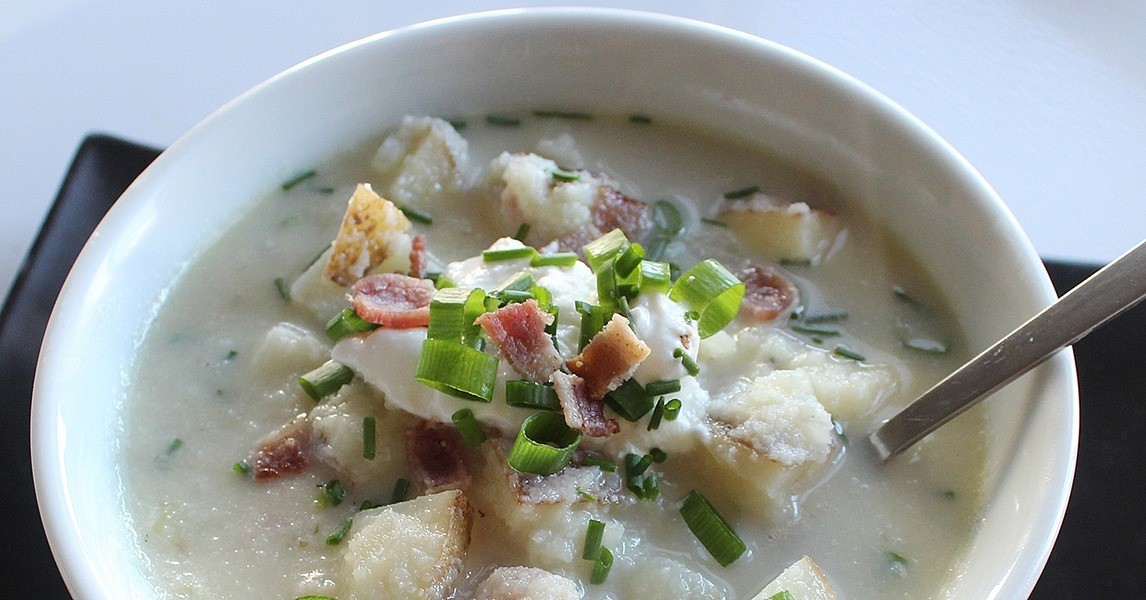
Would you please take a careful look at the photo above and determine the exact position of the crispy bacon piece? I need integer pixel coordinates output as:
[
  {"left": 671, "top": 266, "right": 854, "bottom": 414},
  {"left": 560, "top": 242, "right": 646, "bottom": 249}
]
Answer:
[
  {"left": 351, "top": 273, "right": 436, "bottom": 328},
  {"left": 558, "top": 187, "right": 651, "bottom": 254},
  {"left": 552, "top": 371, "right": 619, "bottom": 438},
  {"left": 566, "top": 314, "right": 650, "bottom": 399},
  {"left": 408, "top": 234, "right": 429, "bottom": 279},
  {"left": 739, "top": 264, "right": 800, "bottom": 322},
  {"left": 252, "top": 418, "right": 310, "bottom": 481},
  {"left": 474, "top": 300, "right": 562, "bottom": 383},
  {"left": 406, "top": 420, "right": 472, "bottom": 494}
]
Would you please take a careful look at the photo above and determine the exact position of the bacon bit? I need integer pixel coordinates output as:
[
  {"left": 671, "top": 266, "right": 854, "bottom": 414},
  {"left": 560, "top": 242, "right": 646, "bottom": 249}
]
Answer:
[
  {"left": 325, "top": 184, "right": 411, "bottom": 286},
  {"left": 566, "top": 314, "right": 650, "bottom": 399},
  {"left": 474, "top": 300, "right": 562, "bottom": 383},
  {"left": 408, "top": 234, "right": 429, "bottom": 279},
  {"left": 351, "top": 273, "right": 436, "bottom": 328},
  {"left": 552, "top": 371, "right": 619, "bottom": 438},
  {"left": 558, "top": 187, "right": 651, "bottom": 255},
  {"left": 252, "top": 418, "right": 310, "bottom": 481},
  {"left": 739, "top": 264, "right": 800, "bottom": 322},
  {"left": 406, "top": 420, "right": 472, "bottom": 494}
]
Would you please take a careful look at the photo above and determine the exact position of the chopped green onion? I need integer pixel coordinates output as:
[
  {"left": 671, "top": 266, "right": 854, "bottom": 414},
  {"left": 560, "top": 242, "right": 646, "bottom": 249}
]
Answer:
[
  {"left": 414, "top": 339, "right": 499, "bottom": 402},
  {"left": 296, "top": 596, "right": 338, "bottom": 600},
  {"left": 833, "top": 345, "right": 865, "bottom": 361},
  {"left": 581, "top": 455, "right": 616, "bottom": 472},
  {"left": 582, "top": 229, "right": 631, "bottom": 272},
  {"left": 224, "top": 349, "right": 238, "bottom": 362},
  {"left": 645, "top": 379, "right": 681, "bottom": 397},
  {"left": 232, "top": 460, "right": 249, "bottom": 475},
  {"left": 596, "top": 260, "right": 621, "bottom": 311},
  {"left": 362, "top": 416, "right": 376, "bottom": 460},
  {"left": 281, "top": 169, "right": 316, "bottom": 191},
  {"left": 486, "top": 113, "right": 521, "bottom": 126},
  {"left": 299, "top": 360, "right": 355, "bottom": 401},
  {"left": 650, "top": 448, "right": 668, "bottom": 463},
  {"left": 669, "top": 259, "right": 745, "bottom": 338},
  {"left": 390, "top": 478, "right": 411, "bottom": 505},
  {"left": 434, "top": 274, "right": 457, "bottom": 289},
  {"left": 303, "top": 245, "right": 329, "bottom": 271},
  {"left": 322, "top": 479, "right": 347, "bottom": 506},
  {"left": 779, "top": 258, "right": 812, "bottom": 267},
  {"left": 326, "top": 308, "right": 380, "bottom": 342},
  {"left": 507, "top": 412, "right": 583, "bottom": 475},
  {"left": 514, "top": 223, "right": 531, "bottom": 241},
  {"left": 582, "top": 519, "right": 605, "bottom": 560},
  {"left": 700, "top": 218, "right": 728, "bottom": 227},
  {"left": 767, "top": 592, "right": 795, "bottom": 600},
  {"left": 652, "top": 200, "right": 684, "bottom": 235},
  {"left": 723, "top": 185, "right": 760, "bottom": 200},
  {"left": 614, "top": 243, "right": 645, "bottom": 278},
  {"left": 325, "top": 517, "right": 353, "bottom": 545},
  {"left": 505, "top": 380, "right": 562, "bottom": 411},
  {"left": 427, "top": 287, "right": 488, "bottom": 344},
  {"left": 274, "top": 276, "right": 291, "bottom": 301},
  {"left": 575, "top": 301, "right": 609, "bottom": 351},
  {"left": 941, "top": 488, "right": 957, "bottom": 501},
  {"left": 802, "top": 311, "right": 848, "bottom": 323},
  {"left": 398, "top": 204, "right": 433, "bottom": 225},
  {"left": 531, "top": 252, "right": 578, "bottom": 267},
  {"left": 887, "top": 551, "right": 909, "bottom": 576},
  {"left": 533, "top": 109, "right": 592, "bottom": 120},
  {"left": 604, "top": 379, "right": 653, "bottom": 421},
  {"left": 680, "top": 489, "right": 747, "bottom": 567},
  {"left": 639, "top": 260, "right": 672, "bottom": 294},
  {"left": 902, "top": 338, "right": 949, "bottom": 354},
  {"left": 590, "top": 547, "right": 614, "bottom": 584},
  {"left": 451, "top": 408, "right": 488, "bottom": 446},
  {"left": 359, "top": 499, "right": 382, "bottom": 511},
  {"left": 552, "top": 168, "right": 581, "bottom": 182},
  {"left": 673, "top": 347, "right": 700, "bottom": 376},
  {"left": 163, "top": 438, "right": 183, "bottom": 457},
  {"left": 629, "top": 114, "right": 653, "bottom": 124},
  {"left": 791, "top": 324, "right": 840, "bottom": 337},
  {"left": 625, "top": 453, "right": 654, "bottom": 477},
  {"left": 892, "top": 285, "right": 925, "bottom": 307},
  {"left": 493, "top": 271, "right": 535, "bottom": 293},
  {"left": 663, "top": 398, "right": 682, "bottom": 421},
  {"left": 483, "top": 246, "right": 537, "bottom": 262},
  {"left": 576, "top": 486, "right": 598, "bottom": 502},
  {"left": 647, "top": 398, "right": 666, "bottom": 431},
  {"left": 446, "top": 118, "right": 467, "bottom": 130},
  {"left": 645, "top": 236, "right": 670, "bottom": 262},
  {"left": 641, "top": 473, "right": 660, "bottom": 500}
]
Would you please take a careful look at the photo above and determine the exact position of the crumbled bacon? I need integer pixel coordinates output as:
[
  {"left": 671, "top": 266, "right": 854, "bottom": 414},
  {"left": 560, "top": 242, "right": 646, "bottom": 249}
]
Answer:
[
  {"left": 565, "top": 314, "right": 650, "bottom": 399},
  {"left": 406, "top": 420, "right": 472, "bottom": 494},
  {"left": 408, "top": 234, "right": 429, "bottom": 279},
  {"left": 474, "top": 300, "right": 562, "bottom": 383},
  {"left": 252, "top": 418, "right": 310, "bottom": 481},
  {"left": 739, "top": 264, "right": 800, "bottom": 322},
  {"left": 558, "top": 187, "right": 651, "bottom": 254},
  {"left": 351, "top": 273, "right": 436, "bottom": 328},
  {"left": 552, "top": 371, "right": 619, "bottom": 438}
]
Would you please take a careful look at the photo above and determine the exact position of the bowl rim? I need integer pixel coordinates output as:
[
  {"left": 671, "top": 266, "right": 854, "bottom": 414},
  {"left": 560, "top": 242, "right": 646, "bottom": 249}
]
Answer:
[{"left": 30, "top": 7, "right": 1078, "bottom": 599}]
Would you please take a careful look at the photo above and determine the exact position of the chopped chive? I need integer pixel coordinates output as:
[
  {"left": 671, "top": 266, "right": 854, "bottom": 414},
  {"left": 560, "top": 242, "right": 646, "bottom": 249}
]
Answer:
[
  {"left": 892, "top": 285, "right": 925, "bottom": 307},
  {"left": 281, "top": 169, "right": 317, "bottom": 191},
  {"left": 552, "top": 167, "right": 581, "bottom": 182},
  {"left": 322, "top": 480, "right": 348, "bottom": 506},
  {"left": 362, "top": 416, "right": 376, "bottom": 460},
  {"left": 314, "top": 187, "right": 335, "bottom": 194},
  {"left": 722, "top": 185, "right": 760, "bottom": 200},
  {"left": 629, "top": 113, "right": 653, "bottom": 124},
  {"left": 833, "top": 345, "right": 865, "bottom": 361},
  {"left": 604, "top": 379, "right": 653, "bottom": 421},
  {"left": 811, "top": 337, "right": 824, "bottom": 344},
  {"left": 590, "top": 547, "right": 614, "bottom": 584},
  {"left": 446, "top": 118, "right": 467, "bottom": 130},
  {"left": 507, "top": 412, "right": 583, "bottom": 475},
  {"left": 652, "top": 200, "right": 684, "bottom": 235},
  {"left": 482, "top": 246, "right": 537, "bottom": 262},
  {"left": 902, "top": 338, "right": 949, "bottom": 354},
  {"left": 581, "top": 455, "right": 616, "bottom": 472},
  {"left": 663, "top": 398, "right": 682, "bottom": 421},
  {"left": 398, "top": 205, "right": 433, "bottom": 225},
  {"left": 224, "top": 349, "right": 238, "bottom": 362},
  {"left": 791, "top": 324, "right": 840, "bottom": 337},
  {"left": 434, "top": 274, "right": 457, "bottom": 289},
  {"left": 802, "top": 311, "right": 848, "bottom": 324},
  {"left": 514, "top": 222, "right": 531, "bottom": 241},
  {"left": 625, "top": 453, "right": 654, "bottom": 477},
  {"left": 232, "top": 460, "right": 250, "bottom": 475},
  {"left": 647, "top": 397, "right": 666, "bottom": 431},
  {"left": 163, "top": 438, "right": 183, "bottom": 457},
  {"left": 941, "top": 488, "right": 957, "bottom": 501},
  {"left": 358, "top": 499, "right": 382, "bottom": 511},
  {"left": 641, "top": 473, "right": 660, "bottom": 500},
  {"left": 325, "top": 517, "right": 353, "bottom": 545},
  {"left": 645, "top": 379, "right": 681, "bottom": 397},
  {"left": 505, "top": 380, "right": 562, "bottom": 411},
  {"left": 531, "top": 252, "right": 579, "bottom": 267},
  {"left": 576, "top": 486, "right": 598, "bottom": 502},
  {"left": 274, "top": 277, "right": 291, "bottom": 302},
  {"left": 303, "top": 245, "right": 329, "bottom": 271},
  {"left": 680, "top": 489, "right": 747, "bottom": 567},
  {"left": 296, "top": 596, "right": 338, "bottom": 600},
  {"left": 779, "top": 258, "right": 813, "bottom": 267},
  {"left": 700, "top": 218, "right": 728, "bottom": 227},
  {"left": 887, "top": 551, "right": 909, "bottom": 576},
  {"left": 767, "top": 592, "right": 795, "bottom": 600},
  {"left": 645, "top": 236, "right": 670, "bottom": 262},
  {"left": 451, "top": 408, "right": 488, "bottom": 446},
  {"left": 650, "top": 448, "right": 667, "bottom": 463},
  {"left": 326, "top": 308, "right": 381, "bottom": 342},
  {"left": 672, "top": 347, "right": 700, "bottom": 377},
  {"left": 582, "top": 519, "right": 605, "bottom": 560},
  {"left": 533, "top": 109, "right": 592, "bottom": 120},
  {"left": 575, "top": 301, "right": 610, "bottom": 351},
  {"left": 299, "top": 360, "right": 356, "bottom": 401},
  {"left": 486, "top": 113, "right": 521, "bottom": 126},
  {"left": 389, "top": 479, "right": 411, "bottom": 505},
  {"left": 831, "top": 417, "right": 848, "bottom": 444}
]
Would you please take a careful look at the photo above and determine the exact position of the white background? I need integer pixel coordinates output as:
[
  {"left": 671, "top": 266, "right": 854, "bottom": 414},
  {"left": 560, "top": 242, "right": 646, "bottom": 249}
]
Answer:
[{"left": 3, "top": 1, "right": 1143, "bottom": 300}]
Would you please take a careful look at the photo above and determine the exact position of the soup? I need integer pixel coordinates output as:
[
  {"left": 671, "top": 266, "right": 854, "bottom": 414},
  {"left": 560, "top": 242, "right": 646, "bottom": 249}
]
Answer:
[{"left": 120, "top": 113, "right": 982, "bottom": 599}]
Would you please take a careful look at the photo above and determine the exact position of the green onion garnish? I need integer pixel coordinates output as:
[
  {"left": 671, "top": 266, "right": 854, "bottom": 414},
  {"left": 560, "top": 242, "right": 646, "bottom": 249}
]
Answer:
[
  {"left": 483, "top": 246, "right": 537, "bottom": 262},
  {"left": 941, "top": 488, "right": 957, "bottom": 501},
  {"left": 163, "top": 438, "right": 183, "bottom": 457},
  {"left": 802, "top": 311, "right": 848, "bottom": 324},
  {"left": 486, "top": 113, "right": 521, "bottom": 126},
  {"left": 390, "top": 478, "right": 411, "bottom": 505},
  {"left": 722, "top": 185, "right": 760, "bottom": 200},
  {"left": 326, "top": 308, "right": 380, "bottom": 342},
  {"left": 604, "top": 379, "right": 653, "bottom": 421},
  {"left": 887, "top": 551, "right": 909, "bottom": 576},
  {"left": 552, "top": 168, "right": 581, "bottom": 182},
  {"left": 451, "top": 408, "right": 488, "bottom": 446},
  {"left": 299, "top": 360, "right": 355, "bottom": 401},
  {"left": 779, "top": 258, "right": 812, "bottom": 267},
  {"left": 650, "top": 448, "right": 668, "bottom": 463},
  {"left": 581, "top": 455, "right": 617, "bottom": 472},
  {"left": 700, "top": 218, "right": 728, "bottom": 227},
  {"left": 232, "top": 460, "right": 250, "bottom": 475},
  {"left": 398, "top": 205, "right": 433, "bottom": 225},
  {"left": 625, "top": 453, "right": 654, "bottom": 477},
  {"left": 322, "top": 479, "right": 347, "bottom": 506},
  {"left": 427, "top": 287, "right": 488, "bottom": 344},
  {"left": 325, "top": 517, "right": 353, "bottom": 545},
  {"left": 629, "top": 114, "right": 653, "bottom": 124},
  {"left": 575, "top": 301, "right": 609, "bottom": 351},
  {"left": 672, "top": 347, "right": 700, "bottom": 376},
  {"left": 582, "top": 519, "right": 605, "bottom": 560},
  {"left": 494, "top": 271, "right": 536, "bottom": 293},
  {"left": 224, "top": 349, "right": 238, "bottom": 362},
  {"left": 590, "top": 547, "right": 614, "bottom": 584},
  {"left": 359, "top": 499, "right": 382, "bottom": 511},
  {"left": 638, "top": 260, "right": 672, "bottom": 294},
  {"left": 767, "top": 592, "right": 795, "bottom": 600},
  {"left": 647, "top": 398, "right": 665, "bottom": 431},
  {"left": 652, "top": 200, "right": 683, "bottom": 235},
  {"left": 833, "top": 345, "right": 865, "bottom": 361},
  {"left": 446, "top": 118, "right": 467, "bottom": 130},
  {"left": 296, "top": 596, "right": 338, "bottom": 600},
  {"left": 303, "top": 245, "right": 329, "bottom": 271},
  {"left": 892, "top": 285, "right": 925, "bottom": 307},
  {"left": 533, "top": 110, "right": 592, "bottom": 120},
  {"left": 663, "top": 398, "right": 682, "bottom": 421},
  {"left": 514, "top": 223, "right": 531, "bottom": 241},
  {"left": 274, "top": 276, "right": 291, "bottom": 302},
  {"left": 680, "top": 489, "right": 747, "bottom": 567},
  {"left": 281, "top": 169, "right": 316, "bottom": 191},
  {"left": 576, "top": 486, "right": 597, "bottom": 502},
  {"left": 614, "top": 243, "right": 645, "bottom": 278},
  {"left": 642, "top": 473, "right": 660, "bottom": 500},
  {"left": 669, "top": 259, "right": 745, "bottom": 338},
  {"left": 531, "top": 252, "right": 578, "bottom": 267},
  {"left": 505, "top": 380, "right": 562, "bottom": 411},
  {"left": 506, "top": 412, "right": 582, "bottom": 475},
  {"left": 362, "top": 416, "right": 376, "bottom": 460},
  {"left": 902, "top": 338, "right": 949, "bottom": 354},
  {"left": 645, "top": 379, "right": 681, "bottom": 397},
  {"left": 414, "top": 339, "right": 499, "bottom": 402},
  {"left": 583, "top": 229, "right": 631, "bottom": 272},
  {"left": 791, "top": 324, "right": 841, "bottom": 337}
]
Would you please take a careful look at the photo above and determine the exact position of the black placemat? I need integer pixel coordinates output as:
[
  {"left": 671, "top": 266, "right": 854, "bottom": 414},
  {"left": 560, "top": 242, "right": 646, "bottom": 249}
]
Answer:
[{"left": 1, "top": 134, "right": 1141, "bottom": 598}]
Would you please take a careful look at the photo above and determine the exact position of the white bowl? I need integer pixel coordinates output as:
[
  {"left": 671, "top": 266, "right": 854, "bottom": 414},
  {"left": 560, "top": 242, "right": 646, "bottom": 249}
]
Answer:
[{"left": 31, "top": 8, "right": 1077, "bottom": 599}]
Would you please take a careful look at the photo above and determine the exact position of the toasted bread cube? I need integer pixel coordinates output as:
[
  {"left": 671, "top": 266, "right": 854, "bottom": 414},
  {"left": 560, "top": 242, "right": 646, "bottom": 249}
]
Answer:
[
  {"left": 343, "top": 490, "right": 474, "bottom": 600},
  {"left": 325, "top": 183, "right": 412, "bottom": 287},
  {"left": 372, "top": 116, "right": 469, "bottom": 207},
  {"left": 752, "top": 556, "right": 837, "bottom": 600},
  {"left": 473, "top": 566, "right": 581, "bottom": 600},
  {"left": 722, "top": 195, "right": 842, "bottom": 264}
]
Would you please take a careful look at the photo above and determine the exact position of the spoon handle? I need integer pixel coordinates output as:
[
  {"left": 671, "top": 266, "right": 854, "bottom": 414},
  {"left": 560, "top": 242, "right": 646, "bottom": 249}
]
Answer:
[{"left": 870, "top": 239, "right": 1146, "bottom": 461}]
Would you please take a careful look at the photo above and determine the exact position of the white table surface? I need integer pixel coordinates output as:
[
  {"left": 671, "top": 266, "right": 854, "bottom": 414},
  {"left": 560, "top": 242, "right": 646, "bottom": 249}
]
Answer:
[{"left": 3, "top": 1, "right": 1143, "bottom": 301}]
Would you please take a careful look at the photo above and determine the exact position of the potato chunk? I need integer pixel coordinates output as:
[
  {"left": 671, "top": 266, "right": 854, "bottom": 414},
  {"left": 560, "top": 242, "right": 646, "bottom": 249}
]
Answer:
[
  {"left": 721, "top": 195, "right": 842, "bottom": 264},
  {"left": 372, "top": 116, "right": 469, "bottom": 208},
  {"left": 473, "top": 566, "right": 581, "bottom": 600},
  {"left": 343, "top": 490, "right": 473, "bottom": 600},
  {"left": 752, "top": 556, "right": 837, "bottom": 600},
  {"left": 326, "top": 183, "right": 413, "bottom": 287}
]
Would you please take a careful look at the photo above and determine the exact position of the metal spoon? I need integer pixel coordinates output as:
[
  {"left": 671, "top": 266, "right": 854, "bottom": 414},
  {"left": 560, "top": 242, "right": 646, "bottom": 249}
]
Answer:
[{"left": 870, "top": 239, "right": 1146, "bottom": 461}]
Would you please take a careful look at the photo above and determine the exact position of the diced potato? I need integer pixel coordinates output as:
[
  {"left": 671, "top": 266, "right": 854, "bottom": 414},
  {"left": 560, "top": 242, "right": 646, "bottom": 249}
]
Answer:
[
  {"left": 326, "top": 183, "right": 413, "bottom": 287},
  {"left": 473, "top": 566, "right": 581, "bottom": 600},
  {"left": 251, "top": 322, "right": 330, "bottom": 378},
  {"left": 289, "top": 246, "right": 350, "bottom": 322},
  {"left": 722, "top": 195, "right": 842, "bottom": 264},
  {"left": 622, "top": 555, "right": 728, "bottom": 599},
  {"left": 534, "top": 133, "right": 585, "bottom": 170},
  {"left": 752, "top": 556, "right": 837, "bottom": 600},
  {"left": 372, "top": 116, "right": 469, "bottom": 207},
  {"left": 308, "top": 381, "right": 410, "bottom": 490},
  {"left": 485, "top": 152, "right": 600, "bottom": 244},
  {"left": 343, "top": 490, "right": 474, "bottom": 600}
]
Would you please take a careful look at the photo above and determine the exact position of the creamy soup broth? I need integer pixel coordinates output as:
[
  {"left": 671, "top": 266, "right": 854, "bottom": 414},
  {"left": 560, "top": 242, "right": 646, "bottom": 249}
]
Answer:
[{"left": 121, "top": 114, "right": 983, "bottom": 599}]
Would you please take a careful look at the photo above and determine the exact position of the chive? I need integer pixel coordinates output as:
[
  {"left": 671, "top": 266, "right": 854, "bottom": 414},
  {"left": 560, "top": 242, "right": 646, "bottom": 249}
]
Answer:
[
  {"left": 322, "top": 479, "right": 348, "bottom": 506},
  {"left": 446, "top": 118, "right": 467, "bottom": 130},
  {"left": 673, "top": 347, "right": 701, "bottom": 376},
  {"left": 604, "top": 379, "right": 653, "bottom": 421},
  {"left": 281, "top": 169, "right": 317, "bottom": 191},
  {"left": 645, "top": 379, "right": 681, "bottom": 397},
  {"left": 414, "top": 339, "right": 499, "bottom": 402},
  {"left": 641, "top": 473, "right": 660, "bottom": 500},
  {"left": 482, "top": 246, "right": 537, "bottom": 262},
  {"left": 833, "top": 345, "right": 866, "bottom": 361},
  {"left": 902, "top": 338, "right": 949, "bottom": 354},
  {"left": 583, "top": 229, "right": 631, "bottom": 272},
  {"left": 614, "top": 243, "right": 645, "bottom": 278},
  {"left": 274, "top": 277, "right": 291, "bottom": 302},
  {"left": 390, "top": 478, "right": 411, "bottom": 505},
  {"left": 723, "top": 185, "right": 760, "bottom": 200},
  {"left": 427, "top": 287, "right": 488, "bottom": 344},
  {"left": 514, "top": 223, "right": 531, "bottom": 241},
  {"left": 582, "top": 519, "right": 605, "bottom": 560},
  {"left": 492, "top": 289, "right": 535, "bottom": 305},
  {"left": 663, "top": 398, "right": 682, "bottom": 421},
  {"left": 232, "top": 460, "right": 250, "bottom": 475},
  {"left": 650, "top": 447, "right": 668, "bottom": 463},
  {"left": 779, "top": 258, "right": 813, "bottom": 267},
  {"left": 531, "top": 252, "right": 578, "bottom": 267},
  {"left": 224, "top": 349, "right": 238, "bottom": 362},
  {"left": 802, "top": 311, "right": 848, "bottom": 324},
  {"left": 359, "top": 499, "right": 382, "bottom": 511},
  {"left": 652, "top": 200, "right": 684, "bottom": 235},
  {"left": 486, "top": 113, "right": 521, "bottom": 126},
  {"left": 362, "top": 416, "right": 376, "bottom": 460},
  {"left": 639, "top": 260, "right": 672, "bottom": 294},
  {"left": 669, "top": 259, "right": 746, "bottom": 338},
  {"left": 790, "top": 324, "right": 840, "bottom": 337},
  {"left": 647, "top": 397, "right": 666, "bottom": 431},
  {"left": 590, "top": 547, "right": 614, "bottom": 584},
  {"left": 576, "top": 486, "right": 598, "bottom": 502},
  {"left": 616, "top": 295, "right": 633, "bottom": 322},
  {"left": 625, "top": 453, "right": 654, "bottom": 477},
  {"left": 299, "top": 360, "right": 356, "bottom": 401},
  {"left": 887, "top": 551, "right": 909, "bottom": 576},
  {"left": 679, "top": 489, "right": 747, "bottom": 567},
  {"left": 581, "top": 455, "right": 616, "bottom": 472},
  {"left": 163, "top": 438, "right": 183, "bottom": 457},
  {"left": 941, "top": 488, "right": 957, "bottom": 501},
  {"left": 812, "top": 337, "right": 824, "bottom": 344},
  {"left": 629, "top": 114, "right": 653, "bottom": 124},
  {"left": 296, "top": 596, "right": 338, "bottom": 600},
  {"left": 507, "top": 412, "right": 582, "bottom": 475},
  {"left": 767, "top": 592, "right": 795, "bottom": 600},
  {"left": 494, "top": 271, "right": 536, "bottom": 293},
  {"left": 505, "top": 380, "right": 562, "bottom": 411},
  {"left": 326, "top": 308, "right": 381, "bottom": 342},
  {"left": 398, "top": 205, "right": 433, "bottom": 225},
  {"left": 533, "top": 109, "right": 592, "bottom": 120},
  {"left": 325, "top": 517, "right": 353, "bottom": 545},
  {"left": 700, "top": 218, "right": 728, "bottom": 227},
  {"left": 645, "top": 236, "right": 670, "bottom": 262},
  {"left": 552, "top": 168, "right": 582, "bottom": 182},
  {"left": 892, "top": 285, "right": 925, "bottom": 307},
  {"left": 451, "top": 408, "right": 488, "bottom": 446},
  {"left": 303, "top": 245, "right": 329, "bottom": 271},
  {"left": 434, "top": 274, "right": 457, "bottom": 289},
  {"left": 831, "top": 417, "right": 848, "bottom": 445},
  {"left": 575, "top": 301, "right": 609, "bottom": 351}
]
